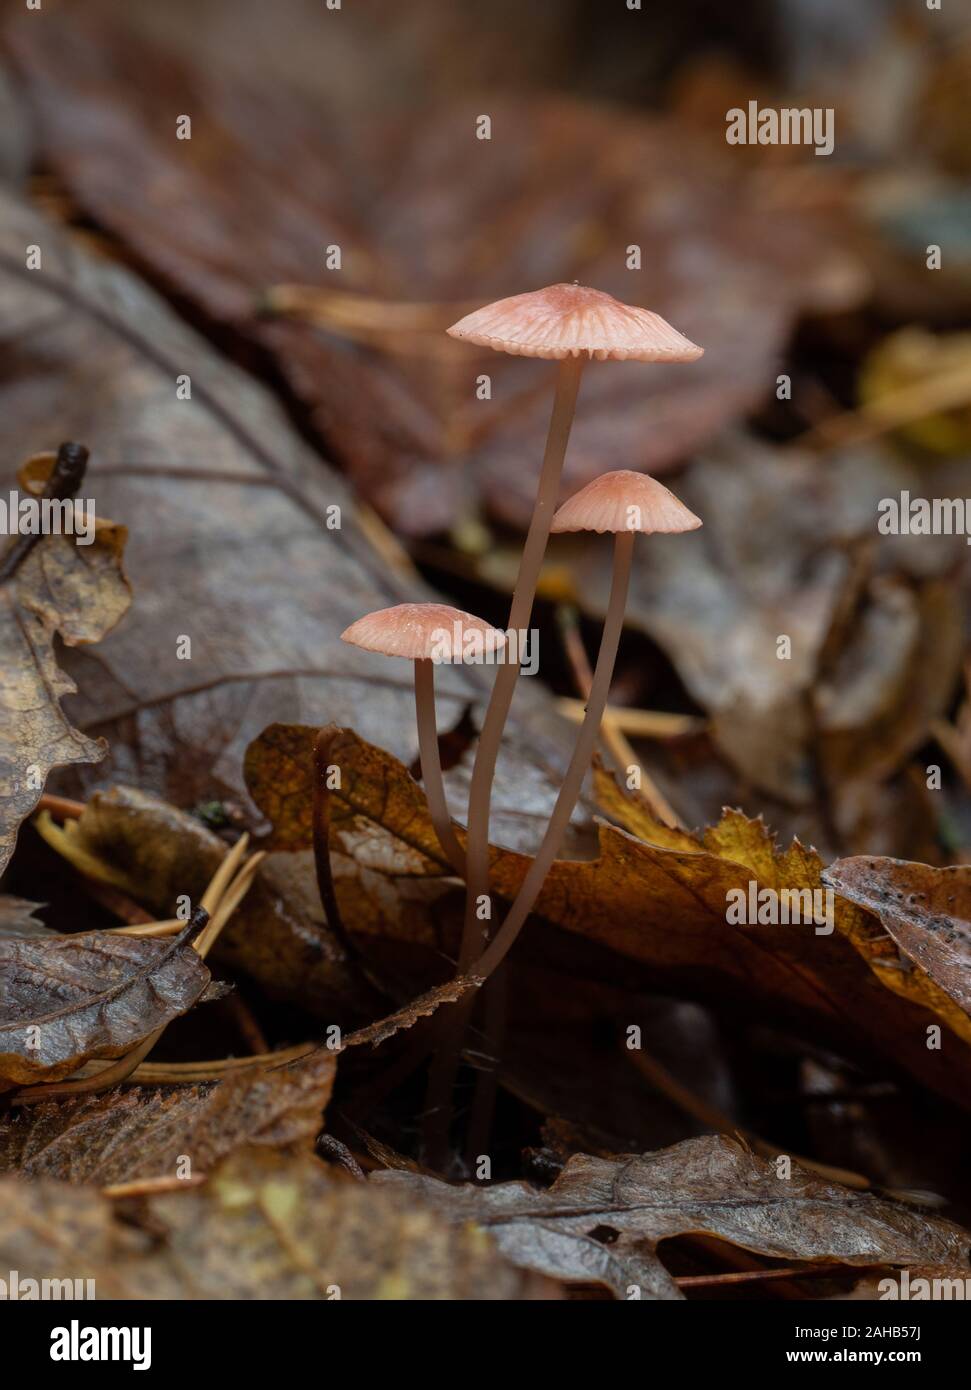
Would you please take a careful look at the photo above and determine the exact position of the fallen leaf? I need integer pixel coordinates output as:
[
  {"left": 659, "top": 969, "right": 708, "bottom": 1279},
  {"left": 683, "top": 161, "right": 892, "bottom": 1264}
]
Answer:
[
  {"left": 0, "top": 183, "right": 586, "bottom": 872},
  {"left": 37, "top": 785, "right": 383, "bottom": 1023},
  {"left": 556, "top": 436, "right": 964, "bottom": 807},
  {"left": 374, "top": 1134, "right": 971, "bottom": 1300},
  {"left": 0, "top": 896, "right": 53, "bottom": 938},
  {"left": 0, "top": 450, "right": 130, "bottom": 875},
  {"left": 0, "top": 1148, "right": 554, "bottom": 1299},
  {"left": 0, "top": 1049, "right": 336, "bottom": 1184},
  {"left": 247, "top": 724, "right": 971, "bottom": 1109},
  {"left": 4, "top": 7, "right": 864, "bottom": 534},
  {"left": 0, "top": 918, "right": 212, "bottom": 1091},
  {"left": 344, "top": 977, "right": 478, "bottom": 1049},
  {"left": 823, "top": 857, "right": 971, "bottom": 1016}
]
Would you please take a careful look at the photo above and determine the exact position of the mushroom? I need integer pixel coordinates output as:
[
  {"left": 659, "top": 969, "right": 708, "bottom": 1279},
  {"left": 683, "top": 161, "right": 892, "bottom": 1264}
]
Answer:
[
  {"left": 340, "top": 603, "right": 505, "bottom": 876},
  {"left": 468, "top": 469, "right": 701, "bottom": 983},
  {"left": 447, "top": 284, "right": 703, "bottom": 965}
]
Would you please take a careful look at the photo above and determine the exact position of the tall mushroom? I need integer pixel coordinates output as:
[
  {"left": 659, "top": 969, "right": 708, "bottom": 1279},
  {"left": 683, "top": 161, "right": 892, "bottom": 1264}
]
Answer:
[
  {"left": 341, "top": 603, "right": 505, "bottom": 877},
  {"left": 469, "top": 469, "right": 701, "bottom": 982},
  {"left": 447, "top": 284, "right": 703, "bottom": 965}
]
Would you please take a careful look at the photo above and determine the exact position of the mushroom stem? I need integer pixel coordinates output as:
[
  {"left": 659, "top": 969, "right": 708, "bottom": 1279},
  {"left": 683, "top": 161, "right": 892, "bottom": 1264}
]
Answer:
[
  {"left": 460, "top": 355, "right": 585, "bottom": 965},
  {"left": 473, "top": 530, "right": 634, "bottom": 980},
  {"left": 414, "top": 657, "right": 465, "bottom": 876}
]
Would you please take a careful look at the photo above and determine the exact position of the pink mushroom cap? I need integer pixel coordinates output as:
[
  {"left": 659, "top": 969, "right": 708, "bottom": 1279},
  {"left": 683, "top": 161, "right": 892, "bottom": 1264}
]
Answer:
[
  {"left": 446, "top": 283, "right": 703, "bottom": 362},
  {"left": 551, "top": 469, "right": 702, "bottom": 535},
  {"left": 341, "top": 602, "right": 507, "bottom": 662}
]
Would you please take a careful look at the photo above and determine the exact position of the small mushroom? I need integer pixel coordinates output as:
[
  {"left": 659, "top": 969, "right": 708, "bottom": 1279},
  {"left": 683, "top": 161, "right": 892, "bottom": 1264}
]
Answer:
[
  {"left": 447, "top": 285, "right": 703, "bottom": 966},
  {"left": 341, "top": 603, "right": 505, "bottom": 876},
  {"left": 471, "top": 469, "right": 701, "bottom": 982}
]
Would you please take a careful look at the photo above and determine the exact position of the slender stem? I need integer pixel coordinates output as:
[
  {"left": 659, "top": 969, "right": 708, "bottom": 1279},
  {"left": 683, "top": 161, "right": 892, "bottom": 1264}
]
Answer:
[
  {"left": 414, "top": 658, "right": 465, "bottom": 876},
  {"left": 473, "top": 531, "right": 634, "bottom": 981},
  {"left": 460, "top": 356, "right": 585, "bottom": 966},
  {"left": 463, "top": 963, "right": 507, "bottom": 1166}
]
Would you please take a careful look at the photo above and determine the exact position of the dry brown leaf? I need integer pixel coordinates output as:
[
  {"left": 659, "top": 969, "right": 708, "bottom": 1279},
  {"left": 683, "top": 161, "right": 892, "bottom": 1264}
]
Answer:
[
  {"left": 0, "top": 895, "right": 53, "bottom": 938},
  {"left": 4, "top": 7, "right": 863, "bottom": 535},
  {"left": 39, "top": 783, "right": 480, "bottom": 1044},
  {"left": 0, "top": 452, "right": 130, "bottom": 875},
  {"left": 823, "top": 857, "right": 971, "bottom": 1016},
  {"left": 39, "top": 785, "right": 383, "bottom": 1024},
  {"left": 374, "top": 1134, "right": 971, "bottom": 1300},
  {"left": 245, "top": 724, "right": 971, "bottom": 1109},
  {"left": 556, "top": 437, "right": 964, "bottom": 807},
  {"left": 0, "top": 918, "right": 213, "bottom": 1092},
  {"left": 344, "top": 977, "right": 478, "bottom": 1049},
  {"left": 0, "top": 182, "right": 585, "bottom": 874},
  {"left": 0, "top": 1148, "right": 554, "bottom": 1299},
  {"left": 0, "top": 1049, "right": 336, "bottom": 1184}
]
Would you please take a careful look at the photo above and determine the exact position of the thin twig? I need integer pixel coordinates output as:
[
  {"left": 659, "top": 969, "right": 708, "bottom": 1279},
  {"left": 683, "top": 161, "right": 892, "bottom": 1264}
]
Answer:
[
  {"left": 36, "top": 793, "right": 85, "bottom": 821},
  {"left": 555, "top": 697, "right": 703, "bottom": 739},
  {"left": 794, "top": 360, "right": 971, "bottom": 451},
  {"left": 101, "top": 1174, "right": 207, "bottom": 1199}
]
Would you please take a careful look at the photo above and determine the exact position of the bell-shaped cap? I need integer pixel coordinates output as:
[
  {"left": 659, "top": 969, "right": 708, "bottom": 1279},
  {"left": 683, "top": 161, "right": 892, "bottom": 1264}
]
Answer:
[
  {"left": 341, "top": 602, "right": 506, "bottom": 661},
  {"left": 551, "top": 469, "right": 702, "bottom": 535},
  {"left": 447, "top": 283, "right": 703, "bottom": 362}
]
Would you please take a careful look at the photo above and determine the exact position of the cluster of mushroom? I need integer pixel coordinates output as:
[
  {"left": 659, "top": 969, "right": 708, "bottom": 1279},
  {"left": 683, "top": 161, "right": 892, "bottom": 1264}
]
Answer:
[{"left": 341, "top": 282, "right": 702, "bottom": 989}]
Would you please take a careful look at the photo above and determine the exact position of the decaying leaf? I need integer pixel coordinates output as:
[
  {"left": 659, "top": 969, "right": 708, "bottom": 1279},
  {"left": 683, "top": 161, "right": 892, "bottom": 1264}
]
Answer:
[
  {"left": 0, "top": 1148, "right": 554, "bottom": 1299},
  {"left": 0, "top": 1050, "right": 336, "bottom": 1184},
  {"left": 0, "top": 895, "right": 53, "bottom": 938},
  {"left": 246, "top": 723, "right": 971, "bottom": 1109},
  {"left": 374, "top": 1135, "right": 971, "bottom": 1300},
  {"left": 0, "top": 183, "right": 585, "bottom": 865},
  {"left": 555, "top": 436, "right": 964, "bottom": 808},
  {"left": 345, "top": 976, "right": 478, "bottom": 1049},
  {"left": 823, "top": 857, "right": 971, "bottom": 1016},
  {"left": 4, "top": 5, "right": 864, "bottom": 535},
  {"left": 0, "top": 451, "right": 130, "bottom": 876},
  {"left": 39, "top": 782, "right": 484, "bottom": 1043},
  {"left": 0, "top": 918, "right": 213, "bottom": 1091},
  {"left": 246, "top": 723, "right": 446, "bottom": 867},
  {"left": 38, "top": 785, "right": 383, "bottom": 1023}
]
